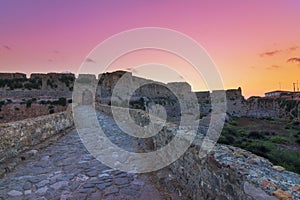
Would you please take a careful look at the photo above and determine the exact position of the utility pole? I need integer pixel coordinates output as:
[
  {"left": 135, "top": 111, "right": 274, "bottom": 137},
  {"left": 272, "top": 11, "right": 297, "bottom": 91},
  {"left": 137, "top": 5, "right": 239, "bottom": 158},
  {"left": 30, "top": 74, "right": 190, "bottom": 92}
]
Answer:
[
  {"left": 293, "top": 82, "right": 296, "bottom": 92},
  {"left": 293, "top": 81, "right": 299, "bottom": 92}
]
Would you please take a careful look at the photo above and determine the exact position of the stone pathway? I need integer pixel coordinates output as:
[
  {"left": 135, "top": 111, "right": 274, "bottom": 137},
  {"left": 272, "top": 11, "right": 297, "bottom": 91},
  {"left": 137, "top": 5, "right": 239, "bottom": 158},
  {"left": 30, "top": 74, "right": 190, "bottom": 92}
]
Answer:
[{"left": 0, "top": 111, "right": 183, "bottom": 200}]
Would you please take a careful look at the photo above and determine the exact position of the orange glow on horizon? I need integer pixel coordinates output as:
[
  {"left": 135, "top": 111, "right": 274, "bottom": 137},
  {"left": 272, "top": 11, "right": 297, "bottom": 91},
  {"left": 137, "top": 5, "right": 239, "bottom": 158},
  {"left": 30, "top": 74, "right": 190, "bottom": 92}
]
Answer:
[{"left": 0, "top": 1, "right": 299, "bottom": 98}]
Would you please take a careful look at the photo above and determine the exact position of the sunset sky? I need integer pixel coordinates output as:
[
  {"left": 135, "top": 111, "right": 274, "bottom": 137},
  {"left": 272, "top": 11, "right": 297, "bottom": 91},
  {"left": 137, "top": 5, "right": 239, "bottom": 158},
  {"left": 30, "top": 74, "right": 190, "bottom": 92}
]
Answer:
[{"left": 0, "top": 0, "right": 300, "bottom": 98}]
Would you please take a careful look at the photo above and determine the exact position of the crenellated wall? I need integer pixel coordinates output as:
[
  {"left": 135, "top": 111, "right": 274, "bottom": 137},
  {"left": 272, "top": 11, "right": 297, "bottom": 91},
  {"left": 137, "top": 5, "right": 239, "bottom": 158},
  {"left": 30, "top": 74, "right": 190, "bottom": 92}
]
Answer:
[
  {"left": 0, "top": 72, "right": 75, "bottom": 93},
  {"left": 0, "top": 73, "right": 26, "bottom": 80},
  {"left": 1, "top": 71, "right": 299, "bottom": 122}
]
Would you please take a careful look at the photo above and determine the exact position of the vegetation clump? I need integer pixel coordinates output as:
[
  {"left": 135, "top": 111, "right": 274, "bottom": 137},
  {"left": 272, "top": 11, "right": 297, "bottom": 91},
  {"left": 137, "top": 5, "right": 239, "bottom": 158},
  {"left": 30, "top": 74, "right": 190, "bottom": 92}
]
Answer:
[{"left": 218, "top": 117, "right": 300, "bottom": 173}]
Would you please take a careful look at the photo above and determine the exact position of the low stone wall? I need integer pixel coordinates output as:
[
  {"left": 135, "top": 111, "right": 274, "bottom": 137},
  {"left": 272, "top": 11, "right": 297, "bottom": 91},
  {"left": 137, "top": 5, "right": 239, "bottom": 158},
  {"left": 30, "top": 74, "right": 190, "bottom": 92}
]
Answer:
[
  {"left": 0, "top": 108, "right": 73, "bottom": 163},
  {"left": 152, "top": 123, "right": 300, "bottom": 200},
  {"left": 95, "top": 103, "right": 300, "bottom": 200},
  {"left": 0, "top": 103, "right": 68, "bottom": 123}
]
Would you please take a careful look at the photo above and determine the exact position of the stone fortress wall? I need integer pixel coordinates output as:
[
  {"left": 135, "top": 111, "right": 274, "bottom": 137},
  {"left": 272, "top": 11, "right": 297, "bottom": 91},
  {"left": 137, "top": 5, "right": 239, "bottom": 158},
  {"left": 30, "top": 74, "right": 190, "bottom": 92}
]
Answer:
[
  {"left": 96, "top": 71, "right": 299, "bottom": 121},
  {"left": 95, "top": 104, "right": 299, "bottom": 200},
  {"left": 0, "top": 73, "right": 74, "bottom": 123},
  {"left": 246, "top": 97, "right": 300, "bottom": 121},
  {"left": 0, "top": 107, "right": 73, "bottom": 164},
  {"left": 1, "top": 71, "right": 300, "bottom": 122},
  {"left": 0, "top": 73, "right": 27, "bottom": 80},
  {"left": 1, "top": 72, "right": 300, "bottom": 199},
  {"left": 0, "top": 72, "right": 74, "bottom": 99}
]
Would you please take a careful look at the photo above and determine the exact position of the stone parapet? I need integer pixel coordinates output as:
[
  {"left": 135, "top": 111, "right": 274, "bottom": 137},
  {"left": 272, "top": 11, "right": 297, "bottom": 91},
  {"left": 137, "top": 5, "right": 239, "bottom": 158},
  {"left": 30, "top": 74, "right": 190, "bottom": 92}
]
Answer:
[
  {"left": 95, "top": 103, "right": 300, "bottom": 199},
  {"left": 0, "top": 108, "right": 73, "bottom": 163}
]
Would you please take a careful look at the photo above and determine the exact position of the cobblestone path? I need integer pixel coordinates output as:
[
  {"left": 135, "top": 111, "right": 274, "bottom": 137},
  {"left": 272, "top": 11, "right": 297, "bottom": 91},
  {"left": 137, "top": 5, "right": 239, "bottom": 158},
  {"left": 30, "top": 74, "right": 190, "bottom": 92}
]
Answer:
[{"left": 0, "top": 111, "right": 182, "bottom": 200}]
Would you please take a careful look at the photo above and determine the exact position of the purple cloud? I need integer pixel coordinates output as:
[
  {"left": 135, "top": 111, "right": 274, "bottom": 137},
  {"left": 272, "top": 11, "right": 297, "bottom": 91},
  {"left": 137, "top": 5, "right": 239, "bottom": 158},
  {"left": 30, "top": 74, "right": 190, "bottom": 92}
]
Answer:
[
  {"left": 2, "top": 45, "right": 11, "bottom": 50},
  {"left": 260, "top": 50, "right": 281, "bottom": 57},
  {"left": 287, "top": 46, "right": 299, "bottom": 52},
  {"left": 266, "top": 65, "right": 281, "bottom": 70},
  {"left": 85, "top": 58, "right": 96, "bottom": 63},
  {"left": 287, "top": 57, "right": 300, "bottom": 64}
]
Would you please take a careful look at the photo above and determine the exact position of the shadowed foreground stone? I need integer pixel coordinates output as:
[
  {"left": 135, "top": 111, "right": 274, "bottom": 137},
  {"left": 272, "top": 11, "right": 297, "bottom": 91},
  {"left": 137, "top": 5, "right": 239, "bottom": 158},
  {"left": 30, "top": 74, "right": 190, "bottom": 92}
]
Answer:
[
  {"left": 0, "top": 111, "right": 182, "bottom": 200},
  {"left": 1, "top": 104, "right": 300, "bottom": 199}
]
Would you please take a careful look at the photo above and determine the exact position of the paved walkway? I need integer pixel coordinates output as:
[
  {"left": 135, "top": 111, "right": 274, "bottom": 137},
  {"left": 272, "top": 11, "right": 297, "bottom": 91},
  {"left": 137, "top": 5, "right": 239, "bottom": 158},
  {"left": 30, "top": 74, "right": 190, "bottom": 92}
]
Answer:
[{"left": 0, "top": 111, "right": 182, "bottom": 200}]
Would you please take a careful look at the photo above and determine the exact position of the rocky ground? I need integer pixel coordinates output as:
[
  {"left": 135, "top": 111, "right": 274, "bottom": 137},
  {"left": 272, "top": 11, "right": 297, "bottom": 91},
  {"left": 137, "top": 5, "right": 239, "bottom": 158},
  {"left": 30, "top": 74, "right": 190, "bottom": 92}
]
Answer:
[{"left": 0, "top": 112, "right": 183, "bottom": 200}]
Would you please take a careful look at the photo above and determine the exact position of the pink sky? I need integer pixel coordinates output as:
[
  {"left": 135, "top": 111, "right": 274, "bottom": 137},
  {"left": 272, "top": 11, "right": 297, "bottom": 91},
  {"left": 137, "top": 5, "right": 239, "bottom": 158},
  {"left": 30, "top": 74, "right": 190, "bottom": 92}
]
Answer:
[{"left": 0, "top": 0, "right": 300, "bottom": 97}]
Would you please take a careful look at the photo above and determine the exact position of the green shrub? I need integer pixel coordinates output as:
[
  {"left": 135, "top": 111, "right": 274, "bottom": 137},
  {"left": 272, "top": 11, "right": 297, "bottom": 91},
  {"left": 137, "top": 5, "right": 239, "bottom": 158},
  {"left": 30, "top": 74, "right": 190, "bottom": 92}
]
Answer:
[
  {"left": 270, "top": 136, "right": 290, "bottom": 144},
  {"left": 245, "top": 141, "right": 272, "bottom": 157},
  {"left": 0, "top": 79, "right": 6, "bottom": 87},
  {"left": 230, "top": 121, "right": 237, "bottom": 126},
  {"left": 271, "top": 132, "right": 276, "bottom": 136},
  {"left": 218, "top": 135, "right": 235, "bottom": 145},
  {"left": 238, "top": 130, "right": 248, "bottom": 137},
  {"left": 226, "top": 127, "right": 239, "bottom": 136},
  {"left": 48, "top": 105, "right": 54, "bottom": 110},
  {"left": 51, "top": 98, "right": 67, "bottom": 106},
  {"left": 47, "top": 79, "right": 57, "bottom": 88},
  {"left": 24, "top": 82, "right": 40, "bottom": 90},
  {"left": 266, "top": 148, "right": 300, "bottom": 173},
  {"left": 59, "top": 75, "right": 75, "bottom": 87},
  {"left": 264, "top": 131, "right": 270, "bottom": 136},
  {"left": 293, "top": 121, "right": 300, "bottom": 126},
  {"left": 39, "top": 100, "right": 47, "bottom": 105},
  {"left": 197, "top": 114, "right": 207, "bottom": 119},
  {"left": 58, "top": 97, "right": 66, "bottom": 106},
  {"left": 247, "top": 131, "right": 265, "bottom": 139},
  {"left": 26, "top": 100, "right": 32, "bottom": 108}
]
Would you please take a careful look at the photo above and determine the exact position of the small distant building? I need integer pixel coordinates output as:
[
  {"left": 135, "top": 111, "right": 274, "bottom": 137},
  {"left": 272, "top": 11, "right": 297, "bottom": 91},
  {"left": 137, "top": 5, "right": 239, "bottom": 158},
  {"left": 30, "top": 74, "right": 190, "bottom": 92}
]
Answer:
[{"left": 265, "top": 90, "right": 292, "bottom": 98}]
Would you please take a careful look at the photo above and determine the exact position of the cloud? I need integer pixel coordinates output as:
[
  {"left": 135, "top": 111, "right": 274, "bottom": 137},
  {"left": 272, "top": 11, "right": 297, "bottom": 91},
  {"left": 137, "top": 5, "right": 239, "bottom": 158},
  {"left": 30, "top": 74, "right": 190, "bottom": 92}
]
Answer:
[
  {"left": 287, "top": 57, "right": 300, "bottom": 64},
  {"left": 85, "top": 58, "right": 96, "bottom": 63},
  {"left": 287, "top": 46, "right": 299, "bottom": 52},
  {"left": 2, "top": 45, "right": 11, "bottom": 50},
  {"left": 266, "top": 65, "right": 281, "bottom": 70},
  {"left": 53, "top": 50, "right": 59, "bottom": 54},
  {"left": 260, "top": 50, "right": 281, "bottom": 57},
  {"left": 260, "top": 46, "right": 299, "bottom": 57}
]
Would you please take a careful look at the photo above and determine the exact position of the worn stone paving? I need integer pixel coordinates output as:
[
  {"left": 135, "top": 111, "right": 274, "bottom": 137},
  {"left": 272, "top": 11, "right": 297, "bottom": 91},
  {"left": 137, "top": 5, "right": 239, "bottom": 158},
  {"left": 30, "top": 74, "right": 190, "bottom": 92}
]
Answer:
[{"left": 0, "top": 112, "right": 182, "bottom": 200}]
